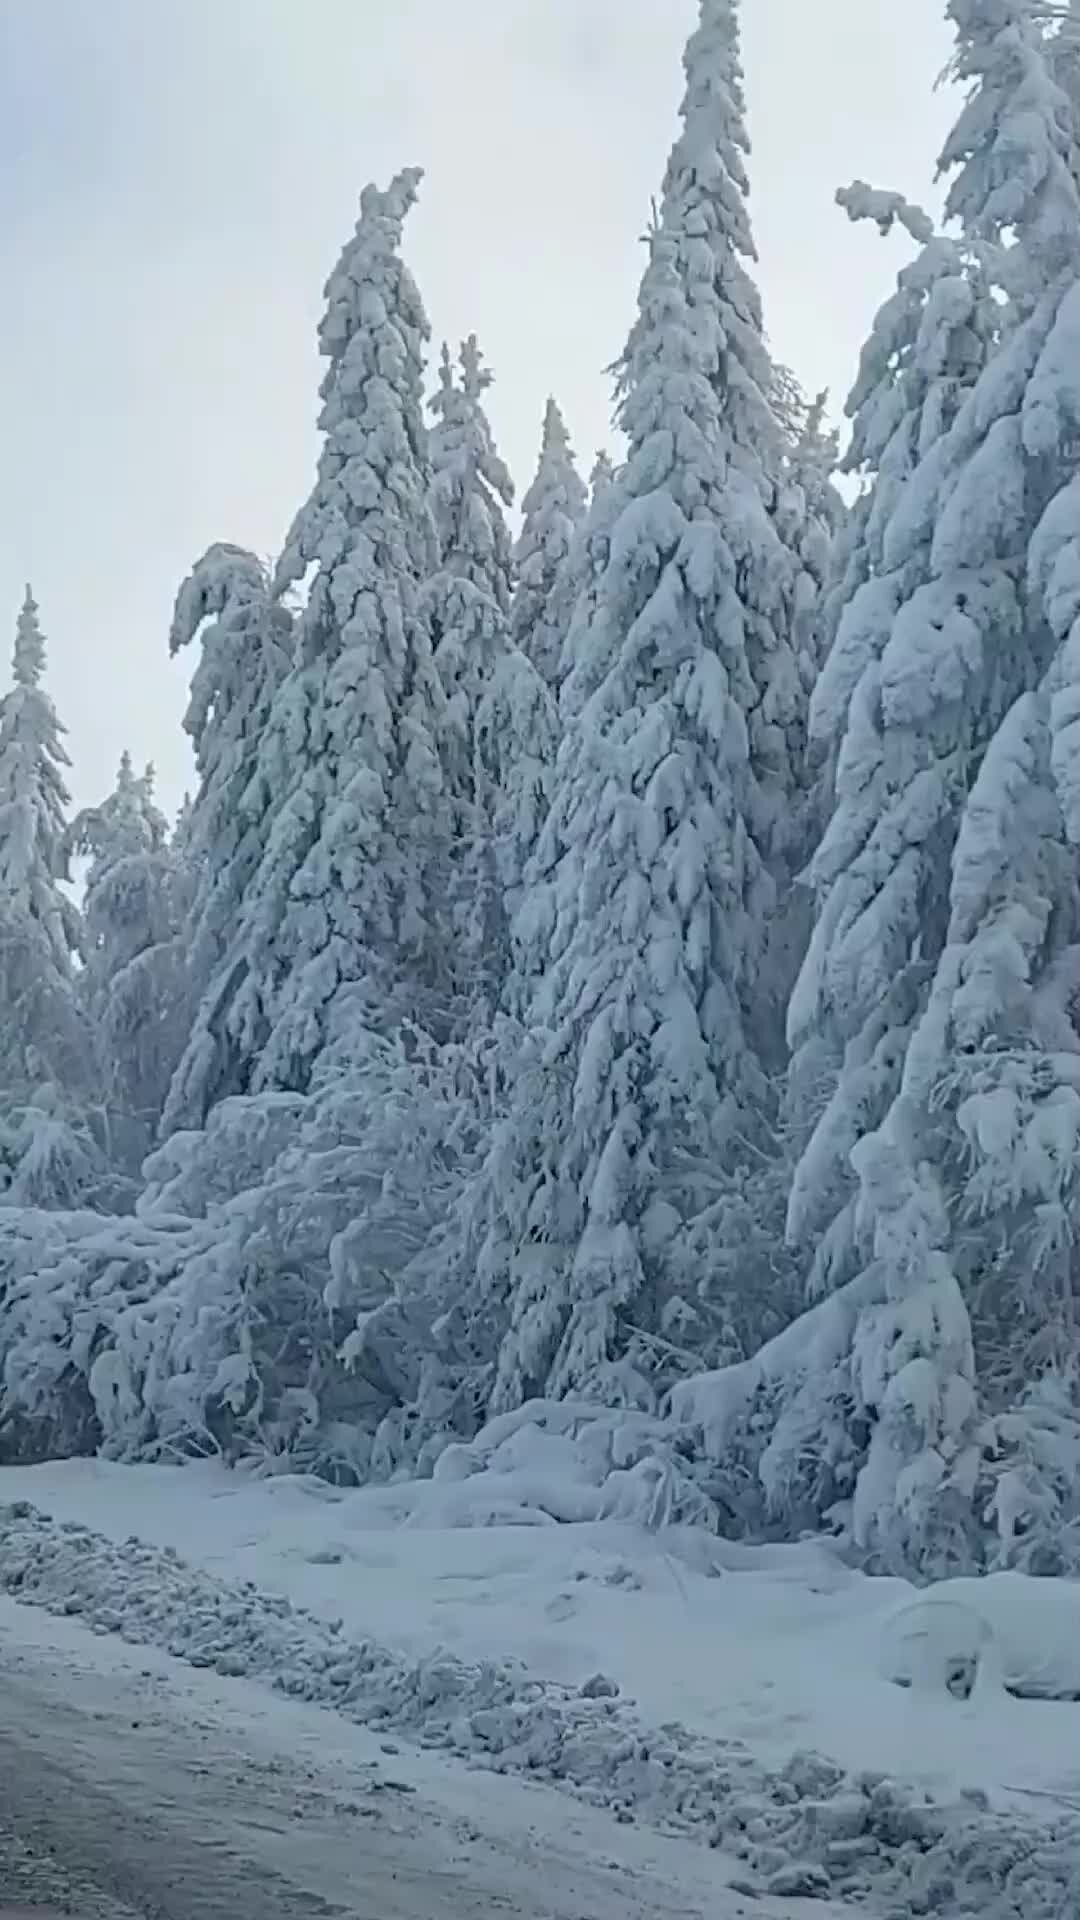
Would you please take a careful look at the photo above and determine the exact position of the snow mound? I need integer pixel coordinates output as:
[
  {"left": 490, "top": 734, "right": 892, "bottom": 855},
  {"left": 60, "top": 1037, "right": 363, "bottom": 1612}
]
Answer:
[
  {"left": 420, "top": 1399, "right": 716, "bottom": 1532},
  {"left": 879, "top": 1596, "right": 1003, "bottom": 1701},
  {"left": 0, "top": 1499, "right": 1077, "bottom": 1918},
  {"left": 880, "top": 1574, "right": 1080, "bottom": 1702}
]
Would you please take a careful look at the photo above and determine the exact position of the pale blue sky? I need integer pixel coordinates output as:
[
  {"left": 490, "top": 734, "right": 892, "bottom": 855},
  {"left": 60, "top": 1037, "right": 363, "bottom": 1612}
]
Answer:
[{"left": 1, "top": 1, "right": 955, "bottom": 816}]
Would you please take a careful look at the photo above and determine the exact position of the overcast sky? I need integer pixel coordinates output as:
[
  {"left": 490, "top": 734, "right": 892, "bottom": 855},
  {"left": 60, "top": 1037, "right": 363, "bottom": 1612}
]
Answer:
[{"left": 1, "top": 0, "right": 956, "bottom": 817}]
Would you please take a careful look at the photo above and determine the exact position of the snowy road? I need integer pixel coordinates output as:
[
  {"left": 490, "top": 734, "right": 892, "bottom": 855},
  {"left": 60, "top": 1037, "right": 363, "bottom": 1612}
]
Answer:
[{"left": 0, "top": 1597, "right": 848, "bottom": 1920}]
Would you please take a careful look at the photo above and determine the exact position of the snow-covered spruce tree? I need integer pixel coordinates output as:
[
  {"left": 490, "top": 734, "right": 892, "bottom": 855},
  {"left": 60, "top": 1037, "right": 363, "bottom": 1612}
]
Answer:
[
  {"left": 511, "top": 396, "right": 587, "bottom": 689},
  {"left": 628, "top": 4, "right": 835, "bottom": 1083},
  {"left": 557, "top": 450, "right": 620, "bottom": 728},
  {"left": 786, "top": 191, "right": 1000, "bottom": 1288},
  {"left": 587, "top": 450, "right": 615, "bottom": 508},
  {"left": 278, "top": 438, "right": 614, "bottom": 1466},
  {"left": 70, "top": 754, "right": 193, "bottom": 1173},
  {"left": 786, "top": 0, "right": 1080, "bottom": 1571},
  {"left": 227, "top": 170, "right": 451, "bottom": 1094},
  {"left": 1032, "top": 3, "right": 1080, "bottom": 861},
  {"left": 784, "top": 388, "right": 843, "bottom": 681},
  {"left": 650, "top": 0, "right": 824, "bottom": 887},
  {"left": 850, "top": 0, "right": 1080, "bottom": 1571},
  {"left": 891, "top": 694, "right": 1079, "bottom": 1561},
  {"left": 423, "top": 336, "right": 557, "bottom": 1000},
  {"left": 230, "top": 348, "right": 560, "bottom": 1463},
  {"left": 427, "top": 336, "right": 516, "bottom": 801},
  {"left": 440, "top": 0, "right": 805, "bottom": 1419},
  {"left": 100, "top": 179, "right": 476, "bottom": 1470},
  {"left": 159, "top": 545, "right": 292, "bottom": 1135},
  {"left": 0, "top": 591, "right": 85, "bottom": 1090},
  {"left": 938, "top": 0, "right": 1079, "bottom": 290},
  {"left": 0, "top": 591, "right": 106, "bottom": 1208},
  {"left": 899, "top": 0, "right": 1080, "bottom": 1566},
  {"left": 788, "top": 0, "right": 1077, "bottom": 1285}
]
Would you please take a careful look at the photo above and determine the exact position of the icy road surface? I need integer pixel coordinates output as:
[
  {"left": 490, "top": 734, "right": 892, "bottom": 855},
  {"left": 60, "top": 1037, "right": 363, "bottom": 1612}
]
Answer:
[{"left": 0, "top": 1597, "right": 849, "bottom": 1920}]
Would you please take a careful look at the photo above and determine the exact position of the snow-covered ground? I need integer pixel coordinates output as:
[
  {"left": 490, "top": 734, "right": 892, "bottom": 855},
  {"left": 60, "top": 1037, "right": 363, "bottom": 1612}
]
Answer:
[
  {"left": 5, "top": 1455, "right": 1078, "bottom": 1807},
  {"left": 1, "top": 1448, "right": 1078, "bottom": 1916}
]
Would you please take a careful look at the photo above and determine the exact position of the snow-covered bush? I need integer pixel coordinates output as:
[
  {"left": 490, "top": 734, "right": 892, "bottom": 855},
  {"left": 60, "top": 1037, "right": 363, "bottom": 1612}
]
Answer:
[
  {"left": 0, "top": 1205, "right": 195, "bottom": 1462},
  {"left": 669, "top": 1272, "right": 882, "bottom": 1543},
  {"left": 426, "top": 1397, "right": 719, "bottom": 1532}
]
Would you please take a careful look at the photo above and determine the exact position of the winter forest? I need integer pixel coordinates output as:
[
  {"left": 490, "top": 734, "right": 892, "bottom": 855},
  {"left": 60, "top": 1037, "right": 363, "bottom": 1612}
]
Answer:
[{"left": 2, "top": 0, "right": 1078, "bottom": 1582}]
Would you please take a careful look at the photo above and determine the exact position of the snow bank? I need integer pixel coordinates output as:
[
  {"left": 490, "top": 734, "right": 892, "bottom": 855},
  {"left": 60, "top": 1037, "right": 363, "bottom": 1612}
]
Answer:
[{"left": 0, "top": 1497, "right": 1077, "bottom": 1919}]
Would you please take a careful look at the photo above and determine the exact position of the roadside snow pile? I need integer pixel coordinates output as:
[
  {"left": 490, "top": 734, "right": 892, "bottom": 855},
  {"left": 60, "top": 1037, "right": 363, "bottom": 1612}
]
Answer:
[{"left": 0, "top": 1500, "right": 1077, "bottom": 1917}]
